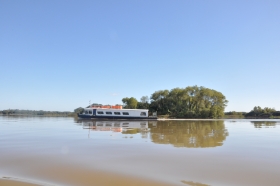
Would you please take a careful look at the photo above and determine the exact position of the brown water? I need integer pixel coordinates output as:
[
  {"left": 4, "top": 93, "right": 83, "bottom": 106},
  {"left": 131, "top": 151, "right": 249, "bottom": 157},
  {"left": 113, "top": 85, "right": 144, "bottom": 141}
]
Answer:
[{"left": 0, "top": 116, "right": 280, "bottom": 186}]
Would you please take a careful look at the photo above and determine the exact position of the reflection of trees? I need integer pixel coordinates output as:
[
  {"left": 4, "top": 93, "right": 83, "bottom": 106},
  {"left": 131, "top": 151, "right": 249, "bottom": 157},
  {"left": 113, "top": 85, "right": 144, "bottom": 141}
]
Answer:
[
  {"left": 251, "top": 121, "right": 277, "bottom": 128},
  {"left": 150, "top": 120, "right": 228, "bottom": 148},
  {"left": 122, "top": 128, "right": 139, "bottom": 134}
]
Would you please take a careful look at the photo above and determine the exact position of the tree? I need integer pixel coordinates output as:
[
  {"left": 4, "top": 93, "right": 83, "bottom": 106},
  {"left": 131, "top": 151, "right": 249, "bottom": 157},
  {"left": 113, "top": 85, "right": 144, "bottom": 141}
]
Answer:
[
  {"left": 150, "top": 90, "right": 170, "bottom": 114},
  {"left": 140, "top": 96, "right": 149, "bottom": 103},
  {"left": 74, "top": 107, "right": 84, "bottom": 114},
  {"left": 121, "top": 86, "right": 228, "bottom": 118},
  {"left": 122, "top": 97, "right": 138, "bottom": 109},
  {"left": 246, "top": 106, "right": 276, "bottom": 118},
  {"left": 2, "top": 109, "right": 15, "bottom": 115},
  {"left": 149, "top": 86, "right": 228, "bottom": 118}
]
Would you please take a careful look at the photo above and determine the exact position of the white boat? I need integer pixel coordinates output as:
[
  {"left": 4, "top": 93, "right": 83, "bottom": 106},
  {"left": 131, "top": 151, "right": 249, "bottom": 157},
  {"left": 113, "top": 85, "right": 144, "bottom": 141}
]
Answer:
[{"left": 78, "top": 108, "right": 157, "bottom": 120}]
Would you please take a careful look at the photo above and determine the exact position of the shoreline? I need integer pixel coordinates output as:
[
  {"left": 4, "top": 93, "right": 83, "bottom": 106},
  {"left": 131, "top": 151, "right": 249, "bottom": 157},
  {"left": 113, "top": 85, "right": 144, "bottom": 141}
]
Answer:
[{"left": 1, "top": 114, "right": 279, "bottom": 120}]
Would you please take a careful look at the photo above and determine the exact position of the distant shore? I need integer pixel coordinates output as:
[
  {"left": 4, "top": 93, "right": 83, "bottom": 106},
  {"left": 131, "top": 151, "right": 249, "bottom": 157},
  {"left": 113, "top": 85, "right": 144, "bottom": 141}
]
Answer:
[
  {"left": 0, "top": 114, "right": 74, "bottom": 117},
  {"left": 1, "top": 114, "right": 279, "bottom": 120}
]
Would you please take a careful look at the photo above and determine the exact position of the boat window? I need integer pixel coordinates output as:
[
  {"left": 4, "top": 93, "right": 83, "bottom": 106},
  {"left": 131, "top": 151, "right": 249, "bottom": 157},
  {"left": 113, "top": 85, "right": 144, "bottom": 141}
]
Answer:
[
  {"left": 106, "top": 112, "right": 112, "bottom": 114},
  {"left": 89, "top": 110, "right": 92, "bottom": 114},
  {"left": 140, "top": 112, "right": 146, "bottom": 116},
  {"left": 97, "top": 111, "right": 104, "bottom": 114},
  {"left": 114, "top": 112, "right": 121, "bottom": 115},
  {"left": 85, "top": 111, "right": 88, "bottom": 114},
  {"left": 122, "top": 112, "right": 129, "bottom": 115}
]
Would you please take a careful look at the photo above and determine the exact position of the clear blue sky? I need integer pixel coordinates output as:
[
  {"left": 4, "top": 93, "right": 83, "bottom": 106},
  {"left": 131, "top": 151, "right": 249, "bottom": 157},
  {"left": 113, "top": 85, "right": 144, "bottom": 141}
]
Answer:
[{"left": 1, "top": 0, "right": 279, "bottom": 112}]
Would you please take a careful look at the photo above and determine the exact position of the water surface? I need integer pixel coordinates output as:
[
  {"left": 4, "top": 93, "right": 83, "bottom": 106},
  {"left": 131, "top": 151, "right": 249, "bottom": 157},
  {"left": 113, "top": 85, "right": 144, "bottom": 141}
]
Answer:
[{"left": 1, "top": 116, "right": 280, "bottom": 186}]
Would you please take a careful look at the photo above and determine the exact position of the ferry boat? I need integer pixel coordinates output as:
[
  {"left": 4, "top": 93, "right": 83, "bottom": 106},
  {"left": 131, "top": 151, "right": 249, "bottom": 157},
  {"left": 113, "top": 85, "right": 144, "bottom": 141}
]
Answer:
[{"left": 78, "top": 104, "right": 157, "bottom": 120}]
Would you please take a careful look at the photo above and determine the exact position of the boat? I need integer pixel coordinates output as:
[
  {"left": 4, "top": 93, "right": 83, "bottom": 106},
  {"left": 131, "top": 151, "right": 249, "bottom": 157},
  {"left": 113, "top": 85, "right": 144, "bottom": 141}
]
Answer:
[{"left": 78, "top": 105, "right": 157, "bottom": 120}]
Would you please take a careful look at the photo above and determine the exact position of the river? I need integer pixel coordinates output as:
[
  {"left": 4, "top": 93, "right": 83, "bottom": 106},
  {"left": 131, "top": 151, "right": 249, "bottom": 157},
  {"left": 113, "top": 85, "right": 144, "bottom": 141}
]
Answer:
[{"left": 0, "top": 116, "right": 279, "bottom": 186}]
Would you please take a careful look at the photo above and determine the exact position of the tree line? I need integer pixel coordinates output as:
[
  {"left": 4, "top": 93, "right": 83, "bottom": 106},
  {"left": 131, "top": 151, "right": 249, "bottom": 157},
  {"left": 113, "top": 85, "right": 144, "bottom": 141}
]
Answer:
[
  {"left": 122, "top": 85, "right": 228, "bottom": 118},
  {"left": 1, "top": 109, "right": 74, "bottom": 117},
  {"left": 245, "top": 106, "right": 280, "bottom": 118},
  {"left": 224, "top": 106, "right": 280, "bottom": 119}
]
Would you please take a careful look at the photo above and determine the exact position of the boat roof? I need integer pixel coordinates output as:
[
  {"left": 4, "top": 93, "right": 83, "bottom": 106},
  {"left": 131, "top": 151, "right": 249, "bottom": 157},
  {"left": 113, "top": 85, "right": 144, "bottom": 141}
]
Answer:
[{"left": 84, "top": 108, "right": 148, "bottom": 111}]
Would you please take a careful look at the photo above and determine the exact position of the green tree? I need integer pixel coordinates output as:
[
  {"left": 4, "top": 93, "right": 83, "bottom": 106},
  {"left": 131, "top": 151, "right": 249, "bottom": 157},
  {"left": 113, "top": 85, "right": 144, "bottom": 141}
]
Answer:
[
  {"left": 149, "top": 86, "right": 228, "bottom": 118},
  {"left": 140, "top": 96, "right": 149, "bottom": 103},
  {"left": 136, "top": 96, "right": 150, "bottom": 109},
  {"left": 74, "top": 107, "right": 84, "bottom": 114},
  {"left": 150, "top": 90, "right": 170, "bottom": 114},
  {"left": 122, "top": 97, "right": 138, "bottom": 109},
  {"left": 2, "top": 109, "right": 15, "bottom": 115},
  {"left": 246, "top": 106, "right": 276, "bottom": 118}
]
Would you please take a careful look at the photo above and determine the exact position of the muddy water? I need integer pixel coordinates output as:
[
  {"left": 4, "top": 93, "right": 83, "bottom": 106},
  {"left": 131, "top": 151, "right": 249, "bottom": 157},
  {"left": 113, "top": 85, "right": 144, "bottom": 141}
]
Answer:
[{"left": 0, "top": 116, "right": 280, "bottom": 186}]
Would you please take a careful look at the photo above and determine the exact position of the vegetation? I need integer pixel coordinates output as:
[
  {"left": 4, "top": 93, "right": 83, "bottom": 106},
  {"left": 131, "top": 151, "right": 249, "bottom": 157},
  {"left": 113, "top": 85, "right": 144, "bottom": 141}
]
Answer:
[
  {"left": 137, "top": 96, "right": 150, "bottom": 109},
  {"left": 224, "top": 111, "right": 245, "bottom": 119},
  {"left": 225, "top": 107, "right": 280, "bottom": 119},
  {"left": 245, "top": 106, "right": 280, "bottom": 118},
  {"left": 122, "top": 97, "right": 138, "bottom": 109},
  {"left": 122, "top": 86, "right": 228, "bottom": 118},
  {"left": 1, "top": 109, "right": 74, "bottom": 117},
  {"left": 122, "top": 95, "right": 150, "bottom": 109},
  {"left": 120, "top": 88, "right": 279, "bottom": 119},
  {"left": 74, "top": 107, "right": 84, "bottom": 114},
  {"left": 149, "top": 86, "right": 228, "bottom": 118}
]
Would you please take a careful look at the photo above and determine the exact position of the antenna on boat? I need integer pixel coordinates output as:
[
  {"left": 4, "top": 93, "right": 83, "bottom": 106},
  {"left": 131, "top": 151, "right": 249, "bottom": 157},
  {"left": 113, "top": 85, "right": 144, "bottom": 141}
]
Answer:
[{"left": 89, "top": 100, "right": 91, "bottom": 108}]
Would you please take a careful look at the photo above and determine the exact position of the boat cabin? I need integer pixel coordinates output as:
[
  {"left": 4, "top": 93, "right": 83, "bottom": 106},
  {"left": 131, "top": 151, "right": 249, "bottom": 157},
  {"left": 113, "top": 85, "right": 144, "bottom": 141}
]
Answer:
[{"left": 80, "top": 108, "right": 149, "bottom": 119}]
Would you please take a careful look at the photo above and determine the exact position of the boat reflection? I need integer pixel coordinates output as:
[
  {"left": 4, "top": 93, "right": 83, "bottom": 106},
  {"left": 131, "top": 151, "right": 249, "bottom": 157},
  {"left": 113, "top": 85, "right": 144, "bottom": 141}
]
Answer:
[
  {"left": 76, "top": 119, "right": 151, "bottom": 133},
  {"left": 150, "top": 120, "right": 228, "bottom": 148}
]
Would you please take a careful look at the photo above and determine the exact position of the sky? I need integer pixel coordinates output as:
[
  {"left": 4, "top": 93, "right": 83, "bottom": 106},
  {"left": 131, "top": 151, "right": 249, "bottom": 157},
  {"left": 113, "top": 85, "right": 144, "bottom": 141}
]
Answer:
[{"left": 1, "top": 0, "right": 279, "bottom": 112}]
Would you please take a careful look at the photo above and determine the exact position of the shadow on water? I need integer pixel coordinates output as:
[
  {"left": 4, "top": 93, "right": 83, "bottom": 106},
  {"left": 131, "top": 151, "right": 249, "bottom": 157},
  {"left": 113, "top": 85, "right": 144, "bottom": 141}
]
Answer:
[{"left": 75, "top": 119, "right": 228, "bottom": 148}]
